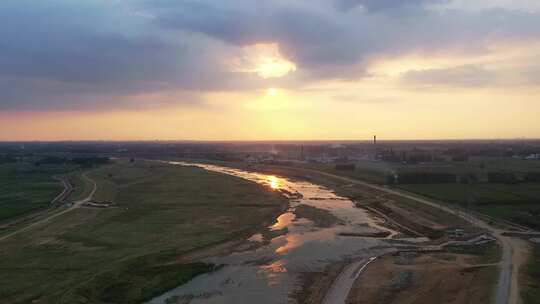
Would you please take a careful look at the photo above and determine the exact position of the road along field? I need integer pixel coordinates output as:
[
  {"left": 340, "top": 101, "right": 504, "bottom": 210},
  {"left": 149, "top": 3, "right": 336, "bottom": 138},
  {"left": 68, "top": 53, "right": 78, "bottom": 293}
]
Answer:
[
  {"left": 2, "top": 158, "right": 531, "bottom": 304},
  {"left": 0, "top": 160, "right": 287, "bottom": 304},
  {"left": 0, "top": 162, "right": 98, "bottom": 236},
  {"left": 397, "top": 182, "right": 540, "bottom": 230},
  {"left": 0, "top": 163, "right": 67, "bottom": 221},
  {"left": 175, "top": 160, "right": 533, "bottom": 304},
  {"left": 0, "top": 172, "right": 96, "bottom": 242}
]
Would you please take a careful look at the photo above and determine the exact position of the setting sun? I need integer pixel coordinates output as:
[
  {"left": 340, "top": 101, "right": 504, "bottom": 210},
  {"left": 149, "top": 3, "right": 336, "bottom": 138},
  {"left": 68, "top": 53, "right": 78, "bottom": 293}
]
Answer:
[
  {"left": 231, "top": 43, "right": 297, "bottom": 79},
  {"left": 255, "top": 57, "right": 296, "bottom": 79},
  {"left": 266, "top": 88, "right": 279, "bottom": 97}
]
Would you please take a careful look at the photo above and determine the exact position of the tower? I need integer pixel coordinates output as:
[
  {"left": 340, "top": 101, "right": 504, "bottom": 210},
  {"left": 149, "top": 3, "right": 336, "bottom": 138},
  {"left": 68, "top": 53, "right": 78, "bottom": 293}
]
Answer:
[{"left": 373, "top": 135, "right": 377, "bottom": 160}]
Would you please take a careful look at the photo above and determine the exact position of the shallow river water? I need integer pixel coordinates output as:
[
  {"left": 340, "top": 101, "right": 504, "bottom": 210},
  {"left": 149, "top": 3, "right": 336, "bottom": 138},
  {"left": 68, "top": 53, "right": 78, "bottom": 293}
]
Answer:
[{"left": 148, "top": 162, "right": 398, "bottom": 304}]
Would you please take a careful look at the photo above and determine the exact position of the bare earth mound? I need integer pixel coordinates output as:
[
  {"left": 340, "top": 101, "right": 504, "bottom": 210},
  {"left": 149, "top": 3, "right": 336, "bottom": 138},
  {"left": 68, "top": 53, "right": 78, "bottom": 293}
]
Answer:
[{"left": 346, "top": 252, "right": 498, "bottom": 304}]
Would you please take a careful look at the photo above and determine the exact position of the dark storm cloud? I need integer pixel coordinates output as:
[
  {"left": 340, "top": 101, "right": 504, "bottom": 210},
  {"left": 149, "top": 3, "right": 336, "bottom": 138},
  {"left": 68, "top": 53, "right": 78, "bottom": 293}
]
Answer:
[
  {"left": 146, "top": 1, "right": 540, "bottom": 81},
  {"left": 149, "top": 1, "right": 351, "bottom": 75},
  {"left": 0, "top": 0, "right": 263, "bottom": 110},
  {"left": 1, "top": 0, "right": 540, "bottom": 111},
  {"left": 152, "top": 1, "right": 265, "bottom": 45}
]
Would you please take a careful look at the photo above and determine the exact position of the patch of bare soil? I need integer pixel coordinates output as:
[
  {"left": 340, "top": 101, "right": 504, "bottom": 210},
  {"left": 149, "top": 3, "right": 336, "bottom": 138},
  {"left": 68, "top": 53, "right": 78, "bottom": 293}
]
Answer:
[
  {"left": 338, "top": 231, "right": 391, "bottom": 238},
  {"left": 294, "top": 204, "right": 343, "bottom": 228},
  {"left": 346, "top": 252, "right": 497, "bottom": 304}
]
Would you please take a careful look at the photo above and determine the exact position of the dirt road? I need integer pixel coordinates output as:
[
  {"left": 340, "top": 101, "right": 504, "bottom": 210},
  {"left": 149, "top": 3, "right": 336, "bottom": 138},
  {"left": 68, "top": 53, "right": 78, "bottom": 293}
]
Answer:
[
  {"left": 0, "top": 173, "right": 97, "bottom": 242},
  {"left": 322, "top": 257, "right": 378, "bottom": 304},
  {"left": 51, "top": 176, "right": 72, "bottom": 205},
  {"left": 282, "top": 167, "right": 529, "bottom": 304}
]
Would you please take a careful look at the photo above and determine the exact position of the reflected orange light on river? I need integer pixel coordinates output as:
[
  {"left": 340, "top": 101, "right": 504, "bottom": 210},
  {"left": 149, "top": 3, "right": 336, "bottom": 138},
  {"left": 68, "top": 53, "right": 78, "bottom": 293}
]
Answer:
[
  {"left": 275, "top": 234, "right": 301, "bottom": 254},
  {"left": 260, "top": 260, "right": 287, "bottom": 285},
  {"left": 271, "top": 212, "right": 295, "bottom": 231},
  {"left": 267, "top": 175, "right": 279, "bottom": 189}
]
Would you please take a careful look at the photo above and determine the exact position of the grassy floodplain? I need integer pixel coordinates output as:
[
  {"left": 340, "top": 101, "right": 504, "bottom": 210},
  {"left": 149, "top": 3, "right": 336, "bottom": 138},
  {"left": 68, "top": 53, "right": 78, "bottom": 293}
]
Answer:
[
  {"left": 523, "top": 244, "right": 540, "bottom": 304},
  {"left": 520, "top": 244, "right": 540, "bottom": 304},
  {"left": 0, "top": 160, "right": 287, "bottom": 304},
  {"left": 0, "top": 163, "right": 69, "bottom": 221}
]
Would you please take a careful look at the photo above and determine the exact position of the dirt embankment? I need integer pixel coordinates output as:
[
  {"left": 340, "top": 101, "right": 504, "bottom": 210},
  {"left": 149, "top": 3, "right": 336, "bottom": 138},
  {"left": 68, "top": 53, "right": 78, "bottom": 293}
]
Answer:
[
  {"left": 245, "top": 164, "right": 473, "bottom": 239},
  {"left": 294, "top": 204, "right": 343, "bottom": 228},
  {"left": 346, "top": 251, "right": 498, "bottom": 304},
  {"left": 362, "top": 201, "right": 446, "bottom": 239},
  {"left": 293, "top": 262, "right": 348, "bottom": 304}
]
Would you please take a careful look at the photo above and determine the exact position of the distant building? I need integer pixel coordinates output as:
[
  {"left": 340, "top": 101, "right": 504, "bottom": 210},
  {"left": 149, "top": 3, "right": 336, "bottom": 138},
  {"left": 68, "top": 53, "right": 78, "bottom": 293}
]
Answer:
[
  {"left": 244, "top": 155, "right": 258, "bottom": 163},
  {"left": 526, "top": 154, "right": 540, "bottom": 160}
]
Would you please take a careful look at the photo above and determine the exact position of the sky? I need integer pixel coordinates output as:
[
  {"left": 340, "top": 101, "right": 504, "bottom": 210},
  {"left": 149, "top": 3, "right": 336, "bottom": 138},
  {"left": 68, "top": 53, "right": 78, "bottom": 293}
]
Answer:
[{"left": 1, "top": 0, "right": 540, "bottom": 141}]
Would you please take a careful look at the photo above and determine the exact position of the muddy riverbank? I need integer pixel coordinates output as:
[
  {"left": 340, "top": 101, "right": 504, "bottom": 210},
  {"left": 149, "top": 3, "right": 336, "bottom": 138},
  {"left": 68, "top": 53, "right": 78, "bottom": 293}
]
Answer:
[{"left": 148, "top": 162, "right": 403, "bottom": 304}]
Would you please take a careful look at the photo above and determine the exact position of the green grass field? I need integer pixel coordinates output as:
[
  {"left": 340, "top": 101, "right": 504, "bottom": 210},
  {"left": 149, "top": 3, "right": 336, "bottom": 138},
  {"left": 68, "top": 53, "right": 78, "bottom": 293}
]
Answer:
[
  {"left": 523, "top": 244, "right": 540, "bottom": 304},
  {"left": 0, "top": 163, "right": 69, "bottom": 221},
  {"left": 397, "top": 182, "right": 540, "bottom": 229},
  {"left": 0, "top": 160, "right": 287, "bottom": 304},
  {"left": 287, "top": 161, "right": 389, "bottom": 184}
]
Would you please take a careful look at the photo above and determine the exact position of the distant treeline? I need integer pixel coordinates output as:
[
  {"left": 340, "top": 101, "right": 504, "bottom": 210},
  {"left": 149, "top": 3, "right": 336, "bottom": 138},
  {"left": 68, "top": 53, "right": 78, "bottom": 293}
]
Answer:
[
  {"left": 0, "top": 154, "right": 17, "bottom": 164},
  {"left": 335, "top": 164, "right": 356, "bottom": 171},
  {"left": 487, "top": 172, "right": 519, "bottom": 184},
  {"left": 488, "top": 172, "right": 540, "bottom": 184},
  {"left": 34, "top": 156, "right": 110, "bottom": 167},
  {"left": 389, "top": 171, "right": 540, "bottom": 185}
]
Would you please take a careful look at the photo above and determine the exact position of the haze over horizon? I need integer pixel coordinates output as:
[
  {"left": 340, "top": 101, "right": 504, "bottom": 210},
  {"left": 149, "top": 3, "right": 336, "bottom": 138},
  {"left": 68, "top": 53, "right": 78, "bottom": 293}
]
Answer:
[{"left": 2, "top": 0, "right": 540, "bottom": 141}]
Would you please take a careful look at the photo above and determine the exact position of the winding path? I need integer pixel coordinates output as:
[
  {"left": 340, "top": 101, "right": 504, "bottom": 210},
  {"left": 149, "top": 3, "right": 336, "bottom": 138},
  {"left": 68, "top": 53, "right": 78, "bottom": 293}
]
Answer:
[
  {"left": 50, "top": 176, "right": 72, "bottom": 205},
  {"left": 0, "top": 173, "right": 97, "bottom": 242}
]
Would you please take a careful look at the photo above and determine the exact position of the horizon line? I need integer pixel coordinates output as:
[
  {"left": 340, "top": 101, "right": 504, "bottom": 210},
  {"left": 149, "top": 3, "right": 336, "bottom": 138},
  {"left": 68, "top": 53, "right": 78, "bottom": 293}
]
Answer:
[{"left": 1, "top": 137, "right": 540, "bottom": 143}]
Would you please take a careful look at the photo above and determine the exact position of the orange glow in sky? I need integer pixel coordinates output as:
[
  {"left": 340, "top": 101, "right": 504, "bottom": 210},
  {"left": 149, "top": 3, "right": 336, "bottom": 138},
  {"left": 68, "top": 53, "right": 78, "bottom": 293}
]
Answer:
[
  {"left": 2, "top": 46, "right": 540, "bottom": 141},
  {"left": 3, "top": 2, "right": 540, "bottom": 141}
]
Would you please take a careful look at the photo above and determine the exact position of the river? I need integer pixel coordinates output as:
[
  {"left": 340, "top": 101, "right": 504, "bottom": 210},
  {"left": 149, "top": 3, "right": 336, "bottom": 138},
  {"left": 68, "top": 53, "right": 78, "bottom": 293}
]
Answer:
[{"left": 148, "top": 162, "right": 399, "bottom": 304}]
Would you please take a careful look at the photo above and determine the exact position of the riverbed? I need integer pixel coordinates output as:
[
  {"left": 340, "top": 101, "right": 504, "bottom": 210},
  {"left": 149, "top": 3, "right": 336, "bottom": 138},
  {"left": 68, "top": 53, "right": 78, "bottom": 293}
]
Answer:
[{"left": 148, "top": 162, "right": 399, "bottom": 304}]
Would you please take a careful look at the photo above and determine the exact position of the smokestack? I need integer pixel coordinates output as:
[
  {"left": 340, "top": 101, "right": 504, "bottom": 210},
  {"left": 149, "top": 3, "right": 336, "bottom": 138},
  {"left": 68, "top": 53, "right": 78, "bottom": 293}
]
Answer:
[{"left": 374, "top": 135, "right": 377, "bottom": 146}]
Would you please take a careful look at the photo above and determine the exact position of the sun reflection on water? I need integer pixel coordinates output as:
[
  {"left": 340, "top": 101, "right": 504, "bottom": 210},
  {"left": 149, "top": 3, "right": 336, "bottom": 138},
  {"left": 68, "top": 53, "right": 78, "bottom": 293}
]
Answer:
[
  {"left": 260, "top": 260, "right": 288, "bottom": 286},
  {"left": 267, "top": 175, "right": 279, "bottom": 189},
  {"left": 276, "top": 234, "right": 301, "bottom": 254},
  {"left": 271, "top": 212, "right": 295, "bottom": 231}
]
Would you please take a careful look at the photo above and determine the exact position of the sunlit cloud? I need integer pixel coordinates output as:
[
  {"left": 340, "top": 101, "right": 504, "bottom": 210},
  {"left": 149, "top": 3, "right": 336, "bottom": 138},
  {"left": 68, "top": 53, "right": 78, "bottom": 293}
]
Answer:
[
  {"left": 266, "top": 88, "right": 279, "bottom": 97},
  {"left": 230, "top": 43, "right": 297, "bottom": 79}
]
